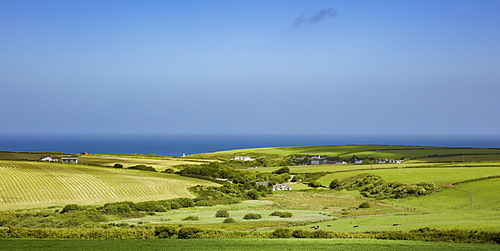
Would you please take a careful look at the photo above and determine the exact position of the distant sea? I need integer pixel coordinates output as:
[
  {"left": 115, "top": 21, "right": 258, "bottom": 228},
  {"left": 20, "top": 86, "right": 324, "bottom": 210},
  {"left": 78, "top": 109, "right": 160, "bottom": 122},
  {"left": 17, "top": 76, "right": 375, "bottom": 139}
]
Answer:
[{"left": 0, "top": 134, "right": 499, "bottom": 157}]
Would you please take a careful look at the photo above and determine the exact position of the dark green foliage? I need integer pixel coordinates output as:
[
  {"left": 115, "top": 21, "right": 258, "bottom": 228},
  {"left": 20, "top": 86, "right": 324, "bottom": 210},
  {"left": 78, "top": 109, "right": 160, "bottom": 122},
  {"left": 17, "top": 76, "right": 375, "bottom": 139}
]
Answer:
[
  {"left": 163, "top": 168, "right": 175, "bottom": 173},
  {"left": 345, "top": 174, "right": 437, "bottom": 199},
  {"left": 215, "top": 209, "right": 229, "bottom": 218},
  {"left": 272, "top": 167, "right": 290, "bottom": 174},
  {"left": 60, "top": 204, "right": 80, "bottom": 214},
  {"left": 101, "top": 202, "right": 132, "bottom": 215},
  {"left": 308, "top": 180, "right": 323, "bottom": 188},
  {"left": 329, "top": 179, "right": 342, "bottom": 190},
  {"left": 359, "top": 202, "right": 371, "bottom": 208},
  {"left": 113, "top": 163, "right": 123, "bottom": 168},
  {"left": 178, "top": 227, "right": 203, "bottom": 239},
  {"left": 270, "top": 228, "right": 293, "bottom": 238},
  {"left": 195, "top": 200, "right": 217, "bottom": 207},
  {"left": 129, "top": 165, "right": 156, "bottom": 172},
  {"left": 154, "top": 226, "right": 178, "bottom": 238},
  {"left": 269, "top": 211, "right": 293, "bottom": 218},
  {"left": 246, "top": 189, "right": 261, "bottom": 200},
  {"left": 243, "top": 213, "right": 261, "bottom": 220},
  {"left": 181, "top": 216, "right": 199, "bottom": 221},
  {"left": 223, "top": 217, "right": 235, "bottom": 223}
]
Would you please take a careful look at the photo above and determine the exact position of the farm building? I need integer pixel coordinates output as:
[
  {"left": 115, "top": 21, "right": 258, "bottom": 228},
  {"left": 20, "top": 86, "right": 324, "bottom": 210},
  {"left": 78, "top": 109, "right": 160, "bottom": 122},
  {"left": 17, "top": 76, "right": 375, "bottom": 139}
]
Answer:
[
  {"left": 272, "top": 184, "right": 292, "bottom": 191},
  {"left": 61, "top": 156, "right": 78, "bottom": 164},
  {"left": 230, "top": 156, "right": 255, "bottom": 161},
  {"left": 40, "top": 155, "right": 58, "bottom": 162}
]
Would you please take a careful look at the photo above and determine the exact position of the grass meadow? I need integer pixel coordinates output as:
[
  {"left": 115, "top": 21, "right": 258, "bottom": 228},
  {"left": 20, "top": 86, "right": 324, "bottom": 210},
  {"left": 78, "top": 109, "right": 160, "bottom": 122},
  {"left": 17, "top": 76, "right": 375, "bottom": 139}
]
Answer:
[
  {"left": 0, "top": 160, "right": 217, "bottom": 210},
  {"left": 317, "top": 165, "right": 500, "bottom": 185},
  {"left": 1, "top": 238, "right": 499, "bottom": 251},
  {"left": 201, "top": 145, "right": 500, "bottom": 161}
]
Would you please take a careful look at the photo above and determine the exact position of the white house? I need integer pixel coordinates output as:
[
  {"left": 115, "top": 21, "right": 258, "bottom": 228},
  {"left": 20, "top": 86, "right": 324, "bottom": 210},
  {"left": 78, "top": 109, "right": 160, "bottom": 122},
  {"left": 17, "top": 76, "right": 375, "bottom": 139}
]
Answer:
[
  {"left": 40, "top": 155, "right": 58, "bottom": 162},
  {"left": 272, "top": 184, "right": 292, "bottom": 191},
  {"left": 230, "top": 156, "right": 255, "bottom": 161},
  {"left": 61, "top": 156, "right": 78, "bottom": 164}
]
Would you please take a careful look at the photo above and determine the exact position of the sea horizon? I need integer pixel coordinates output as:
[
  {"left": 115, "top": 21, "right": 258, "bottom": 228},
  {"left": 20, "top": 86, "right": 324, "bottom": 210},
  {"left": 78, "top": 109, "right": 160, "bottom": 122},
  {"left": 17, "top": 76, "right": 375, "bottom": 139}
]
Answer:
[{"left": 1, "top": 133, "right": 499, "bottom": 157}]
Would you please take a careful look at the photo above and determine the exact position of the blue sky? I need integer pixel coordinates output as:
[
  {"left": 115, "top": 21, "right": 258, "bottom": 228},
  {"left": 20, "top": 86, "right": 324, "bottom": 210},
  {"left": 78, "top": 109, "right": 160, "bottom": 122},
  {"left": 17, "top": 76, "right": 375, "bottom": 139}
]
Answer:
[{"left": 1, "top": 0, "right": 499, "bottom": 135}]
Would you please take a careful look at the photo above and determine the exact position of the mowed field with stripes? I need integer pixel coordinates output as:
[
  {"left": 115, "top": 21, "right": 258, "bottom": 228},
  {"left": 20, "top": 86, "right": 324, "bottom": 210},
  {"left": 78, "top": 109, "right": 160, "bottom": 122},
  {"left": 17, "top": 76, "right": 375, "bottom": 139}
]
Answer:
[{"left": 0, "top": 161, "right": 217, "bottom": 210}]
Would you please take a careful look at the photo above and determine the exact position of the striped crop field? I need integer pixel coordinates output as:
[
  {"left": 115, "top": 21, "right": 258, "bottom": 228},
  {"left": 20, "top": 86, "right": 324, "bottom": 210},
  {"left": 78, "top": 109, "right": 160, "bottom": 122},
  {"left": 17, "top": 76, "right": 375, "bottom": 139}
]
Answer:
[{"left": 0, "top": 161, "right": 218, "bottom": 210}]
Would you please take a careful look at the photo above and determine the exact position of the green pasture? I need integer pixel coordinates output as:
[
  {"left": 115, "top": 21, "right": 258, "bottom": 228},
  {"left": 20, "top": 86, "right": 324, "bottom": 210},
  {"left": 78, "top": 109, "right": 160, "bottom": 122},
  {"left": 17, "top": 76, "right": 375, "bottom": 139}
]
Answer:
[
  {"left": 0, "top": 161, "right": 217, "bottom": 210},
  {"left": 116, "top": 200, "right": 332, "bottom": 227},
  {"left": 203, "top": 145, "right": 500, "bottom": 161},
  {"left": 245, "top": 163, "right": 430, "bottom": 173},
  {"left": 0, "top": 152, "right": 212, "bottom": 172},
  {"left": 78, "top": 155, "right": 209, "bottom": 171},
  {"left": 318, "top": 166, "right": 500, "bottom": 185},
  {"left": 2, "top": 238, "right": 498, "bottom": 251}
]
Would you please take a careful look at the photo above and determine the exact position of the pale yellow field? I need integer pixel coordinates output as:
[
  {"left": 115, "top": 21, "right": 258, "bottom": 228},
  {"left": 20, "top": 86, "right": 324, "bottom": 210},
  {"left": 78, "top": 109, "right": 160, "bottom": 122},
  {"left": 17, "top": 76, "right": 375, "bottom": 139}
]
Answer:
[{"left": 0, "top": 161, "right": 218, "bottom": 210}]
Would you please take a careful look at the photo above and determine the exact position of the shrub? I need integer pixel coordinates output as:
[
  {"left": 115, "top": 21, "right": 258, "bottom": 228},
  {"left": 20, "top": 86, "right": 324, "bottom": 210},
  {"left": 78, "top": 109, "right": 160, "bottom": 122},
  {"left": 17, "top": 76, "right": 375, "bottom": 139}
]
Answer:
[
  {"left": 270, "top": 228, "right": 293, "bottom": 238},
  {"left": 195, "top": 200, "right": 216, "bottom": 207},
  {"left": 269, "top": 211, "right": 293, "bottom": 218},
  {"left": 215, "top": 209, "right": 229, "bottom": 218},
  {"left": 182, "top": 216, "right": 199, "bottom": 221},
  {"left": 113, "top": 163, "right": 123, "bottom": 168},
  {"left": 154, "top": 226, "right": 179, "bottom": 238},
  {"left": 359, "top": 202, "right": 371, "bottom": 208},
  {"left": 178, "top": 227, "right": 203, "bottom": 239},
  {"left": 246, "top": 189, "right": 261, "bottom": 200},
  {"left": 329, "top": 179, "right": 342, "bottom": 190},
  {"left": 243, "top": 213, "right": 262, "bottom": 220},
  {"left": 308, "top": 180, "right": 323, "bottom": 188},
  {"left": 60, "top": 204, "right": 80, "bottom": 214},
  {"left": 129, "top": 165, "right": 156, "bottom": 172},
  {"left": 272, "top": 167, "right": 290, "bottom": 174},
  {"left": 223, "top": 217, "right": 235, "bottom": 223}
]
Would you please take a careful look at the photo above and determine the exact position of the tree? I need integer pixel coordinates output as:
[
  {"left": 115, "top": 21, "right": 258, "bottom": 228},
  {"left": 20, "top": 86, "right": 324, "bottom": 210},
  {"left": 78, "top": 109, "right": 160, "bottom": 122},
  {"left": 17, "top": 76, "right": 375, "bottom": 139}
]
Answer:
[
  {"left": 272, "top": 167, "right": 290, "bottom": 174},
  {"left": 246, "top": 189, "right": 261, "bottom": 200},
  {"left": 329, "top": 179, "right": 342, "bottom": 190},
  {"left": 308, "top": 180, "right": 323, "bottom": 188},
  {"left": 113, "top": 163, "right": 123, "bottom": 168}
]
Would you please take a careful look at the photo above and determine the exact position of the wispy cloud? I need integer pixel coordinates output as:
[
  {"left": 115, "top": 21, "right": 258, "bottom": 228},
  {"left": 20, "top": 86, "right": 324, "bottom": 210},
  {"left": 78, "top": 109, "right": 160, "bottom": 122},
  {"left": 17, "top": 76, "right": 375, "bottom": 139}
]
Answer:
[{"left": 292, "top": 8, "right": 336, "bottom": 28}]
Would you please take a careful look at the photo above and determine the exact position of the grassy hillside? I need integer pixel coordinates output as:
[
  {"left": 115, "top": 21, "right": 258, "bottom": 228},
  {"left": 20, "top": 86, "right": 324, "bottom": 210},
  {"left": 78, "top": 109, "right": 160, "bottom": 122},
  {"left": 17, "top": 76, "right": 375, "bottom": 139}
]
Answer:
[
  {"left": 0, "top": 160, "right": 218, "bottom": 210},
  {"left": 0, "top": 152, "right": 212, "bottom": 172},
  {"left": 193, "top": 145, "right": 500, "bottom": 162}
]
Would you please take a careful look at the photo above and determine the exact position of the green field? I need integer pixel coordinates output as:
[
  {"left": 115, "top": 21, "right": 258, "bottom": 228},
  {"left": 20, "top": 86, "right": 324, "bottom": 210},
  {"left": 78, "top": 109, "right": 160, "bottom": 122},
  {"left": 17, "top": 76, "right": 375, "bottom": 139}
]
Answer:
[
  {"left": 197, "top": 145, "right": 500, "bottom": 162},
  {"left": 1, "top": 147, "right": 500, "bottom": 247},
  {"left": 318, "top": 165, "right": 500, "bottom": 185},
  {"left": 0, "top": 160, "right": 217, "bottom": 210},
  {"left": 1, "top": 238, "right": 498, "bottom": 251},
  {"left": 0, "top": 152, "right": 212, "bottom": 172}
]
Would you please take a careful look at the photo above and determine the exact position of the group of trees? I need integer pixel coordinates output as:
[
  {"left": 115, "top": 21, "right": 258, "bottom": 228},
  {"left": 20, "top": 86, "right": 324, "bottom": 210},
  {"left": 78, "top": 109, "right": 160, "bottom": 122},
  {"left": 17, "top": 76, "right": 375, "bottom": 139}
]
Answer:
[{"left": 328, "top": 174, "right": 436, "bottom": 199}]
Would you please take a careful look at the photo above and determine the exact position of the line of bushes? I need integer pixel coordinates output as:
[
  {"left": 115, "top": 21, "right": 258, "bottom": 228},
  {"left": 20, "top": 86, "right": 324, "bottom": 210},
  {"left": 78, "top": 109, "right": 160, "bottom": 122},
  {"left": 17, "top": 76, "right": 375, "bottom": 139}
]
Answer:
[{"left": 2, "top": 226, "right": 498, "bottom": 244}]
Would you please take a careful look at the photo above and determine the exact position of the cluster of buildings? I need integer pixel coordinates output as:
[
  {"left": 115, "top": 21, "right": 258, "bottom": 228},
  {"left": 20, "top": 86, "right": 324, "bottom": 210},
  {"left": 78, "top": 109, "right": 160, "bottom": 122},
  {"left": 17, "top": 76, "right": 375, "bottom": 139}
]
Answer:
[
  {"left": 255, "top": 180, "right": 292, "bottom": 191},
  {"left": 295, "top": 155, "right": 405, "bottom": 165},
  {"left": 230, "top": 156, "right": 255, "bottom": 161},
  {"left": 39, "top": 155, "right": 79, "bottom": 164}
]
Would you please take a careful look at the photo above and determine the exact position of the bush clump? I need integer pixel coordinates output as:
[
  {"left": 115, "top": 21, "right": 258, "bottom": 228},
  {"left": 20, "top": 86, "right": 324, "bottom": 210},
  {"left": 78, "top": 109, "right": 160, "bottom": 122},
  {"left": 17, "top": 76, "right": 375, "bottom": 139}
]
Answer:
[
  {"left": 243, "top": 213, "right": 262, "bottom": 220},
  {"left": 223, "top": 217, "right": 236, "bottom": 223},
  {"left": 270, "top": 228, "right": 293, "bottom": 238},
  {"left": 181, "top": 216, "right": 199, "bottom": 221},
  {"left": 269, "top": 211, "right": 293, "bottom": 218},
  {"left": 329, "top": 179, "right": 342, "bottom": 190},
  {"left": 359, "top": 202, "right": 371, "bottom": 208},
  {"left": 129, "top": 165, "right": 156, "bottom": 172},
  {"left": 215, "top": 209, "right": 230, "bottom": 218}
]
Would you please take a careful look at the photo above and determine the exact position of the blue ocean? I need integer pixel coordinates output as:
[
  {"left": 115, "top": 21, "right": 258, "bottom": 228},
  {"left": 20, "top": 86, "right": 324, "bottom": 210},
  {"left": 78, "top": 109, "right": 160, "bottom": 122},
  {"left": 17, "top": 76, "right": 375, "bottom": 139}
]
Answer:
[{"left": 0, "top": 134, "right": 499, "bottom": 157}]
